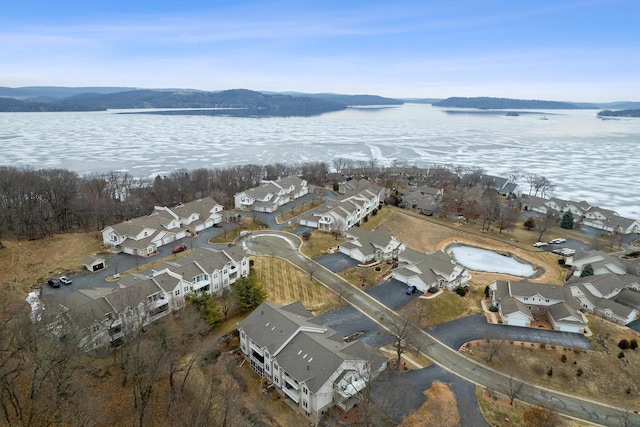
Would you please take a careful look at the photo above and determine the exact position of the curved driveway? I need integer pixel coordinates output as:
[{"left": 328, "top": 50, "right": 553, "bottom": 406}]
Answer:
[{"left": 245, "top": 230, "right": 640, "bottom": 427}]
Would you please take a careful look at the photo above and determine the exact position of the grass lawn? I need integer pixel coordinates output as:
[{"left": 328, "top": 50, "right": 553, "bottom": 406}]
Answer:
[
  {"left": 475, "top": 386, "right": 590, "bottom": 427},
  {"left": 251, "top": 256, "right": 344, "bottom": 315},
  {"left": 399, "top": 290, "right": 482, "bottom": 328},
  {"left": 338, "top": 263, "right": 392, "bottom": 289},
  {"left": 300, "top": 230, "right": 344, "bottom": 259},
  {"left": 209, "top": 217, "right": 266, "bottom": 244},
  {"left": 466, "top": 316, "right": 640, "bottom": 410},
  {"left": 275, "top": 199, "right": 324, "bottom": 223},
  {"left": 0, "top": 232, "right": 105, "bottom": 294}
]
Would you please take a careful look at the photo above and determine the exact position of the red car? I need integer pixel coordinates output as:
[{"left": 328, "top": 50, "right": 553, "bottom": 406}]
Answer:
[{"left": 172, "top": 243, "right": 187, "bottom": 254}]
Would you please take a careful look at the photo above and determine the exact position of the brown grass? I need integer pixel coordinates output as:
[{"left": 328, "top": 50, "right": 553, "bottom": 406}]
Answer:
[
  {"left": 476, "top": 386, "right": 590, "bottom": 427},
  {"left": 275, "top": 199, "right": 325, "bottom": 223},
  {"left": 467, "top": 318, "right": 640, "bottom": 409},
  {"left": 251, "top": 256, "right": 344, "bottom": 315},
  {"left": 400, "top": 381, "right": 460, "bottom": 427},
  {"left": 299, "top": 230, "right": 344, "bottom": 258},
  {"left": 399, "top": 290, "right": 482, "bottom": 328},
  {"left": 0, "top": 232, "right": 105, "bottom": 294},
  {"left": 339, "top": 263, "right": 392, "bottom": 289}
]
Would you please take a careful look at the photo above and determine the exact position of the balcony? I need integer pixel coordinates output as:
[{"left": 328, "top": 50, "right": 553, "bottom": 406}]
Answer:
[{"left": 282, "top": 384, "right": 300, "bottom": 403}]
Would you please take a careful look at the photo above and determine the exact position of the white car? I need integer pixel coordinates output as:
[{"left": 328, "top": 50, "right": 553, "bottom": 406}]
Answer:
[
  {"left": 532, "top": 242, "right": 548, "bottom": 247},
  {"left": 549, "top": 238, "right": 567, "bottom": 244},
  {"left": 59, "top": 276, "right": 72, "bottom": 285}
]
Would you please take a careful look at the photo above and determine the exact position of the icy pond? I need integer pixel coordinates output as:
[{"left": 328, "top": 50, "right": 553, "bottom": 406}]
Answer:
[{"left": 446, "top": 244, "right": 536, "bottom": 277}]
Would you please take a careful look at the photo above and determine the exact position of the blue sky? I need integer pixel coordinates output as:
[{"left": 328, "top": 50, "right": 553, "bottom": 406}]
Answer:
[{"left": 1, "top": 0, "right": 638, "bottom": 101}]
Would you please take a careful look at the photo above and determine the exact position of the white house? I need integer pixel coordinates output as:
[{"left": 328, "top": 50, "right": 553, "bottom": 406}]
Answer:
[
  {"left": 237, "top": 301, "right": 386, "bottom": 423},
  {"left": 392, "top": 248, "right": 471, "bottom": 292},
  {"left": 102, "top": 198, "right": 224, "bottom": 255},
  {"left": 491, "top": 280, "right": 587, "bottom": 333},
  {"left": 300, "top": 184, "right": 385, "bottom": 233},
  {"left": 234, "top": 176, "right": 309, "bottom": 212},
  {"left": 566, "top": 250, "right": 627, "bottom": 277},
  {"left": 338, "top": 227, "right": 405, "bottom": 263}
]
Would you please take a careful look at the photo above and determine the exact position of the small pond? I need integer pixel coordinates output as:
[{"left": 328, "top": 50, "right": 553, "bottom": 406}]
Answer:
[{"left": 446, "top": 244, "right": 536, "bottom": 277}]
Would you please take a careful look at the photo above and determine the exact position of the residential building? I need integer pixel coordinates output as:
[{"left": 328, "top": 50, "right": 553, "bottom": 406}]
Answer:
[
  {"left": 53, "top": 246, "right": 249, "bottom": 350},
  {"left": 491, "top": 280, "right": 586, "bottom": 333},
  {"left": 392, "top": 248, "right": 471, "bottom": 292},
  {"left": 237, "top": 301, "right": 386, "bottom": 423},
  {"left": 102, "top": 197, "right": 224, "bottom": 255},
  {"left": 300, "top": 182, "right": 385, "bottom": 233},
  {"left": 234, "top": 176, "right": 308, "bottom": 212},
  {"left": 338, "top": 227, "right": 405, "bottom": 263},
  {"left": 565, "top": 250, "right": 627, "bottom": 277}
]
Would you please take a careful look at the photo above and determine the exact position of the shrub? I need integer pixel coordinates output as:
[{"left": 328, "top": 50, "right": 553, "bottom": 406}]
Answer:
[
  {"left": 539, "top": 341, "right": 547, "bottom": 349},
  {"left": 560, "top": 354, "right": 567, "bottom": 363},
  {"left": 428, "top": 286, "right": 438, "bottom": 294},
  {"left": 558, "top": 259, "right": 565, "bottom": 265},
  {"left": 547, "top": 367, "right": 553, "bottom": 376},
  {"left": 618, "top": 351, "right": 626, "bottom": 359},
  {"left": 489, "top": 305, "right": 499, "bottom": 313},
  {"left": 619, "top": 339, "right": 630, "bottom": 350},
  {"left": 627, "top": 387, "right": 633, "bottom": 395},
  {"left": 631, "top": 339, "right": 638, "bottom": 350},
  {"left": 576, "top": 368, "right": 583, "bottom": 376},
  {"left": 455, "top": 286, "right": 467, "bottom": 297}
]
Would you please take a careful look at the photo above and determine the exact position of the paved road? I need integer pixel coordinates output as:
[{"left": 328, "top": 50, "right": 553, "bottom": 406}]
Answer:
[
  {"left": 429, "top": 315, "right": 592, "bottom": 351},
  {"left": 245, "top": 231, "right": 640, "bottom": 427}
]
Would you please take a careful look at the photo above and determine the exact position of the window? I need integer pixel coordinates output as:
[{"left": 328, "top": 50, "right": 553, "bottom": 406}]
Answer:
[
  {"left": 302, "top": 400, "right": 308, "bottom": 409},
  {"left": 175, "top": 290, "right": 180, "bottom": 296},
  {"left": 110, "top": 235, "right": 118, "bottom": 242},
  {"left": 303, "top": 387, "right": 308, "bottom": 394}
]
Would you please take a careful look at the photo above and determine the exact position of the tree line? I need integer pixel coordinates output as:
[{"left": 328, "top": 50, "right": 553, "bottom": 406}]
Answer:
[
  {"left": 0, "top": 162, "right": 330, "bottom": 244},
  {"left": 0, "top": 161, "right": 553, "bottom": 246}
]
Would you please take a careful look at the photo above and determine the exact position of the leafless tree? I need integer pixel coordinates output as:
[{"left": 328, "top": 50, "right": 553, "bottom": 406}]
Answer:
[
  {"left": 304, "top": 260, "right": 319, "bottom": 281},
  {"left": 536, "top": 210, "right": 556, "bottom": 242},
  {"left": 506, "top": 374, "right": 524, "bottom": 405},
  {"left": 389, "top": 318, "right": 412, "bottom": 370}
]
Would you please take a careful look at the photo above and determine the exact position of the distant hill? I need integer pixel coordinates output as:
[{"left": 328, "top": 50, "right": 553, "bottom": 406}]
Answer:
[
  {"left": 401, "top": 98, "right": 443, "bottom": 104},
  {"left": 0, "top": 86, "right": 136, "bottom": 101},
  {"left": 597, "top": 109, "right": 640, "bottom": 118},
  {"left": 0, "top": 96, "right": 103, "bottom": 112},
  {"left": 0, "top": 89, "right": 347, "bottom": 116},
  {"left": 433, "top": 97, "right": 581, "bottom": 109},
  {"left": 272, "top": 91, "right": 403, "bottom": 106}
]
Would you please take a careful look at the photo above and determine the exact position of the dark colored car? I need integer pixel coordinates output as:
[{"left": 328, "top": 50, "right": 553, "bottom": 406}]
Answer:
[
  {"left": 172, "top": 243, "right": 187, "bottom": 254},
  {"left": 48, "top": 279, "right": 61, "bottom": 288},
  {"left": 406, "top": 285, "right": 418, "bottom": 295}
]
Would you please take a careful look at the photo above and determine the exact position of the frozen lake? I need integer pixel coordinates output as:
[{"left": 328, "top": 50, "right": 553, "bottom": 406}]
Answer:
[
  {"left": 447, "top": 244, "right": 536, "bottom": 277},
  {"left": 0, "top": 103, "right": 639, "bottom": 218}
]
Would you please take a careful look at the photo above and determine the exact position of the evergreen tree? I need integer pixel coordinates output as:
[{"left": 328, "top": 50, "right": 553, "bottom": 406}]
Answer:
[
  {"left": 234, "top": 273, "right": 267, "bottom": 311},
  {"left": 186, "top": 293, "right": 223, "bottom": 326},
  {"left": 580, "top": 263, "right": 594, "bottom": 277},
  {"left": 561, "top": 211, "right": 574, "bottom": 229}
]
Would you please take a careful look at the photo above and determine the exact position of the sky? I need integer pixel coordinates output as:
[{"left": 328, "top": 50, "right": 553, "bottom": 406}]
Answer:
[{"left": 1, "top": 0, "right": 639, "bottom": 102}]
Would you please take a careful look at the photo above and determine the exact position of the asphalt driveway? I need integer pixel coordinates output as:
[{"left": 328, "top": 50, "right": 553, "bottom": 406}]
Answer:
[
  {"left": 370, "top": 364, "right": 489, "bottom": 427},
  {"left": 366, "top": 278, "right": 421, "bottom": 311},
  {"left": 314, "top": 252, "right": 360, "bottom": 273},
  {"left": 428, "top": 315, "right": 592, "bottom": 350},
  {"left": 315, "top": 305, "right": 394, "bottom": 349}
]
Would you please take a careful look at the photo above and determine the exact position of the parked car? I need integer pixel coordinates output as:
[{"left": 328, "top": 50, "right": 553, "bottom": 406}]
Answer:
[
  {"left": 172, "top": 243, "right": 187, "bottom": 254},
  {"left": 532, "top": 242, "right": 548, "bottom": 247},
  {"left": 59, "top": 276, "right": 72, "bottom": 285},
  {"left": 47, "top": 279, "right": 61, "bottom": 288},
  {"left": 549, "top": 238, "right": 567, "bottom": 244},
  {"left": 406, "top": 285, "right": 418, "bottom": 295}
]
